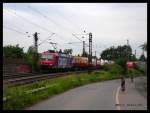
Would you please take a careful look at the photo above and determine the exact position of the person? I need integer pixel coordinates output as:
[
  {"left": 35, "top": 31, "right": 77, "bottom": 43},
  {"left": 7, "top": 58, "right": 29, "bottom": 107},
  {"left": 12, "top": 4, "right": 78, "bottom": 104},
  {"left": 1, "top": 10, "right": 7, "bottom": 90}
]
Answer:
[{"left": 121, "top": 76, "right": 125, "bottom": 92}]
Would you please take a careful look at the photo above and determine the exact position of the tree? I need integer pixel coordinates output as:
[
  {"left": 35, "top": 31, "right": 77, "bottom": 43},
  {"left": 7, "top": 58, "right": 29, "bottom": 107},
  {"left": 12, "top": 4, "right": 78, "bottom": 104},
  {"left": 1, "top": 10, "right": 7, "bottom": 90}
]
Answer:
[
  {"left": 115, "top": 57, "right": 127, "bottom": 75},
  {"left": 63, "top": 49, "right": 73, "bottom": 55},
  {"left": 3, "top": 44, "right": 24, "bottom": 58},
  {"left": 130, "top": 54, "right": 137, "bottom": 61},
  {"left": 23, "top": 46, "right": 34, "bottom": 68},
  {"left": 59, "top": 49, "right": 62, "bottom": 53},
  {"left": 101, "top": 48, "right": 109, "bottom": 61},
  {"left": 139, "top": 54, "right": 146, "bottom": 61},
  {"left": 140, "top": 42, "right": 147, "bottom": 52},
  {"left": 100, "top": 45, "right": 133, "bottom": 61},
  {"left": 23, "top": 46, "right": 40, "bottom": 72},
  {"left": 139, "top": 42, "right": 147, "bottom": 77},
  {"left": 139, "top": 42, "right": 147, "bottom": 61}
]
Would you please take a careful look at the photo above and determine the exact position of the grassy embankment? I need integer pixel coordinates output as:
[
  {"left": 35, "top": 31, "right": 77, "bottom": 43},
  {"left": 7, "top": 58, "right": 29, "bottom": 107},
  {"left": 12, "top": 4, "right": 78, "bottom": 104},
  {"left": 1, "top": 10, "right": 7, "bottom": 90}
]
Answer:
[{"left": 3, "top": 63, "right": 144, "bottom": 110}]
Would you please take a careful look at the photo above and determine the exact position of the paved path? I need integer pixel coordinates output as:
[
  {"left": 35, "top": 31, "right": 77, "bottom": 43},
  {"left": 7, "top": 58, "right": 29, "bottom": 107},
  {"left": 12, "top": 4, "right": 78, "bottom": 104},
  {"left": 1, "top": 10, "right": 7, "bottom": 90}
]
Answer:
[
  {"left": 26, "top": 77, "right": 147, "bottom": 110},
  {"left": 117, "top": 77, "right": 147, "bottom": 110}
]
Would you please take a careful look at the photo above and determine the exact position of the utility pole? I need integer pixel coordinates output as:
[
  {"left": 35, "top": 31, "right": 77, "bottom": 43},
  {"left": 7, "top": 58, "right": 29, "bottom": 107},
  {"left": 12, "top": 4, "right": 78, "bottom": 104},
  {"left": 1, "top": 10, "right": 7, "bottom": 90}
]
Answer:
[
  {"left": 127, "top": 39, "right": 129, "bottom": 46},
  {"left": 89, "top": 33, "right": 92, "bottom": 67},
  {"left": 83, "top": 40, "right": 85, "bottom": 56},
  {"left": 26, "top": 32, "right": 39, "bottom": 72},
  {"left": 34, "top": 32, "right": 38, "bottom": 53},
  {"left": 33, "top": 32, "right": 39, "bottom": 72},
  {"left": 126, "top": 39, "right": 129, "bottom": 61},
  {"left": 135, "top": 49, "right": 136, "bottom": 57},
  {"left": 72, "top": 31, "right": 88, "bottom": 57}
]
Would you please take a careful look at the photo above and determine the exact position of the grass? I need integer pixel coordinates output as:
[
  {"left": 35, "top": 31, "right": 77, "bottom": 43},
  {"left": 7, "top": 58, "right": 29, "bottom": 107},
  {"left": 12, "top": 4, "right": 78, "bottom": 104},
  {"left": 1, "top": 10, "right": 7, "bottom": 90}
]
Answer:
[{"left": 3, "top": 64, "right": 144, "bottom": 110}]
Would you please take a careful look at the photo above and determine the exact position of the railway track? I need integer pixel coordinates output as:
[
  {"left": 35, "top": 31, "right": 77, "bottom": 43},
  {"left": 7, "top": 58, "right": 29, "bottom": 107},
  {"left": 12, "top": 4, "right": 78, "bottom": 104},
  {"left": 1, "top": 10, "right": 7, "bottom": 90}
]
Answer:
[
  {"left": 3, "top": 73, "right": 41, "bottom": 80},
  {"left": 3, "top": 70, "right": 92, "bottom": 87}
]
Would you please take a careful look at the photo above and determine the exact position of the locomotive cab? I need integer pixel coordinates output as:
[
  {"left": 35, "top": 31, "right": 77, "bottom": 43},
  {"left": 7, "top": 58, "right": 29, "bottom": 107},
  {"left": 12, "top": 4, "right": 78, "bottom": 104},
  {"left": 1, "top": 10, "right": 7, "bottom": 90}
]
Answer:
[{"left": 40, "top": 51, "right": 57, "bottom": 68}]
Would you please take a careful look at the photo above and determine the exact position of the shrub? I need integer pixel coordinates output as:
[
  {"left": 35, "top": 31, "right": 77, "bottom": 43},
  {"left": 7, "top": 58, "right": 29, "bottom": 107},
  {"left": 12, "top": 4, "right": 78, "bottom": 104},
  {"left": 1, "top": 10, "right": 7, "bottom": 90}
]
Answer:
[
  {"left": 127, "top": 68, "right": 141, "bottom": 77},
  {"left": 134, "top": 63, "right": 145, "bottom": 73},
  {"left": 102, "top": 63, "right": 124, "bottom": 75},
  {"left": 3, "top": 44, "right": 24, "bottom": 58},
  {"left": 115, "top": 57, "right": 127, "bottom": 75}
]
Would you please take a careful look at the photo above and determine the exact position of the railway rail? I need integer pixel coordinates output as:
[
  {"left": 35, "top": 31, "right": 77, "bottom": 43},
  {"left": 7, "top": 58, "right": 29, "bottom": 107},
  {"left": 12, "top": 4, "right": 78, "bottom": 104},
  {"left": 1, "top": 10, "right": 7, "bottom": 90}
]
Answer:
[
  {"left": 3, "top": 73, "right": 41, "bottom": 80},
  {"left": 3, "top": 70, "right": 93, "bottom": 87}
]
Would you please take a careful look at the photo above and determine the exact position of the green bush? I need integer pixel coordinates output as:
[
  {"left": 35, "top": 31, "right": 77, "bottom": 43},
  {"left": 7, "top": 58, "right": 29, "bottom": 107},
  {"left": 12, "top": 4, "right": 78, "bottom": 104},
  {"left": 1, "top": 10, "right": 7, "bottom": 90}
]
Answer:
[
  {"left": 115, "top": 57, "right": 127, "bottom": 75},
  {"left": 3, "top": 44, "right": 24, "bottom": 58},
  {"left": 94, "top": 71, "right": 101, "bottom": 75},
  {"left": 23, "top": 47, "right": 40, "bottom": 72},
  {"left": 101, "top": 64, "right": 109, "bottom": 71},
  {"left": 102, "top": 64, "right": 124, "bottom": 75},
  {"left": 127, "top": 69, "right": 141, "bottom": 77},
  {"left": 134, "top": 64, "right": 145, "bottom": 73}
]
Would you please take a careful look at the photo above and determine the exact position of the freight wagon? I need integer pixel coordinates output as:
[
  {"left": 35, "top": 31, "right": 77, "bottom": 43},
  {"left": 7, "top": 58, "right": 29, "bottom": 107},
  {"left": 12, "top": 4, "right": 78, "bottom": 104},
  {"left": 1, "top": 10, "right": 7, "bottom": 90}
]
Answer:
[{"left": 72, "top": 56, "right": 88, "bottom": 69}]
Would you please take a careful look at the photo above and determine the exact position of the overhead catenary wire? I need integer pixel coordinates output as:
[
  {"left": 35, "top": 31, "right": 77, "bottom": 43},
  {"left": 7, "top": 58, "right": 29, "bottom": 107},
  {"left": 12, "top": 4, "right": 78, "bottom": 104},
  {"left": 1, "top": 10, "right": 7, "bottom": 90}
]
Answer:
[
  {"left": 4, "top": 8, "right": 54, "bottom": 34},
  {"left": 48, "top": 6, "right": 83, "bottom": 33},
  {"left": 27, "top": 5, "right": 76, "bottom": 35},
  {"left": 73, "top": 34, "right": 89, "bottom": 45},
  {"left": 3, "top": 26, "right": 27, "bottom": 35},
  {"left": 26, "top": 5, "right": 76, "bottom": 44},
  {"left": 4, "top": 6, "right": 97, "bottom": 55},
  {"left": 28, "top": 5, "right": 59, "bottom": 26},
  {"left": 46, "top": 6, "right": 88, "bottom": 44},
  {"left": 66, "top": 41, "right": 82, "bottom": 44},
  {"left": 5, "top": 6, "right": 67, "bottom": 43},
  {"left": 38, "top": 33, "right": 55, "bottom": 46},
  {"left": 4, "top": 6, "right": 29, "bottom": 34},
  {"left": 4, "top": 8, "right": 62, "bottom": 50},
  {"left": 4, "top": 6, "right": 83, "bottom": 45},
  {"left": 72, "top": 34, "right": 83, "bottom": 42}
]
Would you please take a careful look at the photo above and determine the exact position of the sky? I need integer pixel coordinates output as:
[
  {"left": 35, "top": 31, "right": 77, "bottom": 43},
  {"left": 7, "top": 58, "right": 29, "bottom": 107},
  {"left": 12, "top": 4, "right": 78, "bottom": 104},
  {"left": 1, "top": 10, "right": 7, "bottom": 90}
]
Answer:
[{"left": 3, "top": 3, "right": 147, "bottom": 58}]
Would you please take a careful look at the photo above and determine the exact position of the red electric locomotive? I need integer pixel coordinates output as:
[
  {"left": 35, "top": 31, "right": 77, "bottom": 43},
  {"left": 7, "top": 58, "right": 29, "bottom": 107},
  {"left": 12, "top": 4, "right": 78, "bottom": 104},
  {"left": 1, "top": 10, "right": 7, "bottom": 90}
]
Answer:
[
  {"left": 40, "top": 50, "right": 72, "bottom": 71},
  {"left": 40, "top": 50, "right": 58, "bottom": 69}
]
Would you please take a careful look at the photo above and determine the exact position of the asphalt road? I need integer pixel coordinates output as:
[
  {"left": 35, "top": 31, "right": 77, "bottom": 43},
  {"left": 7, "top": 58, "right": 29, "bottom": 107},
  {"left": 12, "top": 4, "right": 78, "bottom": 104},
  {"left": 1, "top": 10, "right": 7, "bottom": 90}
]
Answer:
[
  {"left": 117, "top": 77, "right": 147, "bottom": 110},
  {"left": 26, "top": 77, "right": 147, "bottom": 110}
]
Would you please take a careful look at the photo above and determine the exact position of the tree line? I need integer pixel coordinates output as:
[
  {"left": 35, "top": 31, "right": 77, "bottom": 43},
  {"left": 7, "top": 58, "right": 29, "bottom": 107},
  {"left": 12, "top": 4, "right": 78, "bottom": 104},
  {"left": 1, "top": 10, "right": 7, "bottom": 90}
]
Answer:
[
  {"left": 100, "top": 45, "right": 137, "bottom": 61},
  {"left": 3, "top": 42, "right": 147, "bottom": 72},
  {"left": 3, "top": 43, "right": 147, "bottom": 61}
]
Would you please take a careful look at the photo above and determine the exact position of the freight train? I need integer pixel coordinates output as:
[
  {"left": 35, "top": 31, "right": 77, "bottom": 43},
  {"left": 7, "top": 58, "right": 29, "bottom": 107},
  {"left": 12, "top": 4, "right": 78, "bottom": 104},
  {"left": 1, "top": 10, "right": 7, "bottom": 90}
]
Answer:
[{"left": 39, "top": 50, "right": 101, "bottom": 72}]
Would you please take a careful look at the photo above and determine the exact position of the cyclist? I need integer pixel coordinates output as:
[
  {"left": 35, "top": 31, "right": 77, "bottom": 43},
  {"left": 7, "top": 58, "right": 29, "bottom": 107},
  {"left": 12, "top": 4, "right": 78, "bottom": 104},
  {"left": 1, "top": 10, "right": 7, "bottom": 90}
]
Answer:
[
  {"left": 131, "top": 76, "right": 134, "bottom": 83},
  {"left": 121, "top": 76, "right": 125, "bottom": 92}
]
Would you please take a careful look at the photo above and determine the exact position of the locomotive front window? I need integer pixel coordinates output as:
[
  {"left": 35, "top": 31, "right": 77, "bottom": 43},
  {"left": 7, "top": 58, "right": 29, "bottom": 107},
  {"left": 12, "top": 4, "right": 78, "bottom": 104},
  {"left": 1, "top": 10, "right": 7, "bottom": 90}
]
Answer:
[
  {"left": 41, "top": 54, "right": 47, "bottom": 59},
  {"left": 47, "top": 55, "right": 53, "bottom": 60},
  {"left": 41, "top": 54, "right": 53, "bottom": 60}
]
